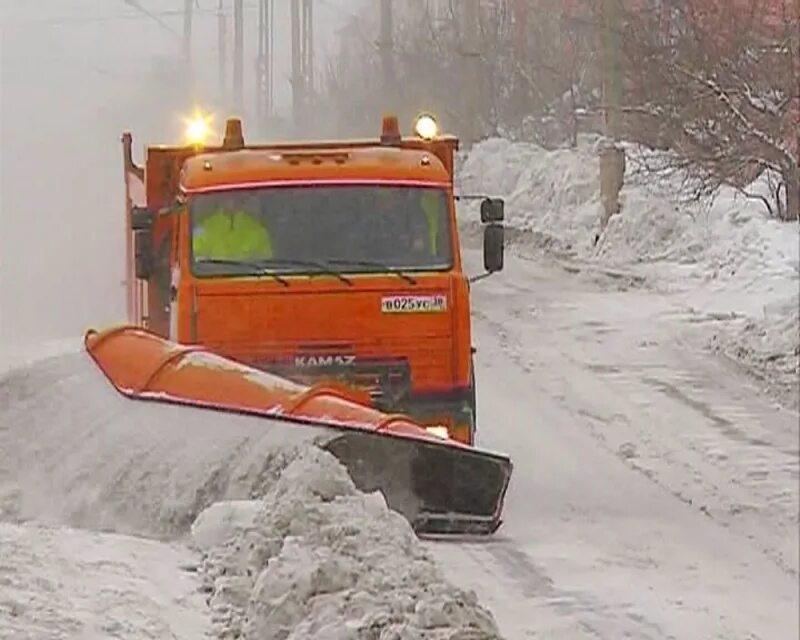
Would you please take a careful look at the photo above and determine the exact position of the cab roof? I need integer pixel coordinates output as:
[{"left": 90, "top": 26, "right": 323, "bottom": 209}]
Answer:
[{"left": 179, "top": 145, "right": 451, "bottom": 194}]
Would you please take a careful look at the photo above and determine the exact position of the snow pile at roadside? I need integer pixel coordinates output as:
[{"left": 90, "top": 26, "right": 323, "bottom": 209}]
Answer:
[
  {"left": 457, "top": 135, "right": 798, "bottom": 283},
  {"left": 0, "top": 522, "right": 210, "bottom": 640},
  {"left": 709, "top": 294, "right": 800, "bottom": 410},
  {"left": 0, "top": 349, "right": 504, "bottom": 639},
  {"left": 192, "top": 446, "right": 502, "bottom": 639},
  {"left": 457, "top": 135, "right": 799, "bottom": 407},
  {"left": 0, "top": 336, "right": 81, "bottom": 375},
  {"left": 456, "top": 136, "right": 600, "bottom": 256}
]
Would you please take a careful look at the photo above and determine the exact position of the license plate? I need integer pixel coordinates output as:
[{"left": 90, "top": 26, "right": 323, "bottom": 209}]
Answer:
[{"left": 381, "top": 294, "right": 447, "bottom": 314}]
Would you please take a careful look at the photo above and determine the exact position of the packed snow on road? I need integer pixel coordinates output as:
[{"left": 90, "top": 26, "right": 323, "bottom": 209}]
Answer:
[{"left": 1, "top": 137, "right": 798, "bottom": 639}]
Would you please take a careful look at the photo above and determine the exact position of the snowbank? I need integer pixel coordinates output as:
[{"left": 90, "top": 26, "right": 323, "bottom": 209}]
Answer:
[
  {"left": 457, "top": 136, "right": 600, "bottom": 257},
  {"left": 709, "top": 294, "right": 800, "bottom": 410},
  {"left": 457, "top": 135, "right": 799, "bottom": 408},
  {"left": 457, "top": 136, "right": 798, "bottom": 279},
  {"left": 0, "top": 336, "right": 82, "bottom": 376},
  {"left": 192, "top": 447, "right": 502, "bottom": 639},
  {"left": 0, "top": 350, "right": 505, "bottom": 639},
  {"left": 0, "top": 521, "right": 209, "bottom": 640}
]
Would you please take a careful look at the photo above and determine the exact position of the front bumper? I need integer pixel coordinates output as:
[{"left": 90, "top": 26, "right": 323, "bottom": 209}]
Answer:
[
  {"left": 401, "top": 389, "right": 476, "bottom": 445},
  {"left": 250, "top": 357, "right": 475, "bottom": 444}
]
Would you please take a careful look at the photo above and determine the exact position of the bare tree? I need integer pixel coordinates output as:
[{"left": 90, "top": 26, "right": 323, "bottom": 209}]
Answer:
[
  {"left": 322, "top": 0, "right": 601, "bottom": 146},
  {"left": 323, "top": 0, "right": 798, "bottom": 221},
  {"left": 617, "top": 0, "right": 799, "bottom": 220}
]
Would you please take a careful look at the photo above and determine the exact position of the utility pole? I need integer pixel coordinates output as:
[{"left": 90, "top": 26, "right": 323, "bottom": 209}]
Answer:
[
  {"left": 182, "top": 0, "right": 193, "bottom": 67},
  {"left": 182, "top": 0, "right": 194, "bottom": 96},
  {"left": 218, "top": 0, "right": 227, "bottom": 106},
  {"left": 602, "top": 0, "right": 622, "bottom": 142},
  {"left": 378, "top": 0, "right": 394, "bottom": 111},
  {"left": 256, "top": 0, "right": 275, "bottom": 134},
  {"left": 510, "top": 0, "right": 528, "bottom": 124},
  {"left": 291, "top": 0, "right": 314, "bottom": 133},
  {"left": 302, "top": 0, "right": 314, "bottom": 116},
  {"left": 233, "top": 0, "right": 244, "bottom": 113},
  {"left": 597, "top": 0, "right": 625, "bottom": 240},
  {"left": 462, "top": 0, "right": 481, "bottom": 146},
  {"left": 512, "top": 0, "right": 527, "bottom": 60},
  {"left": 291, "top": 0, "right": 302, "bottom": 130}
]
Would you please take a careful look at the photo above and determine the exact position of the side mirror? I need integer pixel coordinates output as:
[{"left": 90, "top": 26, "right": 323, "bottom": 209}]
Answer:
[
  {"left": 131, "top": 206, "right": 154, "bottom": 231},
  {"left": 134, "top": 229, "right": 154, "bottom": 280},
  {"left": 483, "top": 224, "right": 504, "bottom": 273},
  {"left": 480, "top": 197, "right": 504, "bottom": 223}
]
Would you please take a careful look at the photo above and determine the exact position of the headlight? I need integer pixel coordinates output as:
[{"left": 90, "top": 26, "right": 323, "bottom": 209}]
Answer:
[
  {"left": 425, "top": 425, "right": 449, "bottom": 439},
  {"left": 184, "top": 112, "right": 213, "bottom": 146},
  {"left": 413, "top": 113, "right": 439, "bottom": 140}
]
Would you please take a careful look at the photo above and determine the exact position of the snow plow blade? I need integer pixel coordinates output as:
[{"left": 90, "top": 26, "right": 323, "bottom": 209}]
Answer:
[
  {"left": 83, "top": 326, "right": 512, "bottom": 535},
  {"left": 322, "top": 429, "right": 510, "bottom": 535}
]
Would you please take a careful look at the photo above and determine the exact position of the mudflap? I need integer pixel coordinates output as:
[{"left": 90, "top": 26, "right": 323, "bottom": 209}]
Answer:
[{"left": 320, "top": 430, "right": 512, "bottom": 535}]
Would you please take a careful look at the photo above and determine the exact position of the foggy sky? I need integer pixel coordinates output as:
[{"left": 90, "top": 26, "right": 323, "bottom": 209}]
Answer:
[{"left": 0, "top": 0, "right": 368, "bottom": 348}]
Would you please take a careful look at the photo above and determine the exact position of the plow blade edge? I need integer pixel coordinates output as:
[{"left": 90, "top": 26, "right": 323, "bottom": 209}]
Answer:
[
  {"left": 84, "top": 326, "right": 512, "bottom": 535},
  {"left": 322, "top": 429, "right": 510, "bottom": 535}
]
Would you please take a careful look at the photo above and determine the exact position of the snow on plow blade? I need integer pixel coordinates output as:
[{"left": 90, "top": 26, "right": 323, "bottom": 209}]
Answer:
[{"left": 83, "top": 326, "right": 512, "bottom": 535}]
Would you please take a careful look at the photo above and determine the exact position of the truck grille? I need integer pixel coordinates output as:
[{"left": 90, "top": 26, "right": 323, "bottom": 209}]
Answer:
[{"left": 252, "top": 358, "right": 412, "bottom": 410}]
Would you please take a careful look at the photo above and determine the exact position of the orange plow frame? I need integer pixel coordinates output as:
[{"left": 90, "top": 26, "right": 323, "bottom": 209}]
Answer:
[{"left": 84, "top": 326, "right": 513, "bottom": 535}]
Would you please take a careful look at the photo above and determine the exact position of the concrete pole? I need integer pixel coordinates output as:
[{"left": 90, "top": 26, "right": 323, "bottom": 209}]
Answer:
[
  {"left": 182, "top": 0, "right": 194, "bottom": 96},
  {"left": 291, "top": 0, "right": 302, "bottom": 131},
  {"left": 256, "top": 0, "right": 276, "bottom": 134},
  {"left": 233, "top": 0, "right": 244, "bottom": 112},
  {"left": 512, "top": 0, "right": 527, "bottom": 60},
  {"left": 602, "top": 0, "right": 622, "bottom": 141},
  {"left": 302, "top": 0, "right": 314, "bottom": 112},
  {"left": 218, "top": 0, "right": 227, "bottom": 105},
  {"left": 182, "top": 0, "right": 193, "bottom": 67},
  {"left": 596, "top": 0, "right": 626, "bottom": 241},
  {"left": 256, "top": 0, "right": 265, "bottom": 127},
  {"left": 379, "top": 0, "right": 395, "bottom": 112},
  {"left": 462, "top": 0, "right": 481, "bottom": 146},
  {"left": 269, "top": 0, "right": 275, "bottom": 114}
]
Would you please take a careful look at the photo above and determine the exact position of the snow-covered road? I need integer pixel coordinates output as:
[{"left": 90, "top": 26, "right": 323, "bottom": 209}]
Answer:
[
  {"left": 429, "top": 247, "right": 799, "bottom": 639},
  {"left": 1, "top": 250, "right": 796, "bottom": 639}
]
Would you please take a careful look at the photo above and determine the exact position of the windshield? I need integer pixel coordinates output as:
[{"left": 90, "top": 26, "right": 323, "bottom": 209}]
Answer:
[{"left": 189, "top": 184, "right": 453, "bottom": 277}]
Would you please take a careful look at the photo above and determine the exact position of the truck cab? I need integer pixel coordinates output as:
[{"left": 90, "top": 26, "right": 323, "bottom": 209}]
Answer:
[{"left": 125, "top": 114, "right": 504, "bottom": 445}]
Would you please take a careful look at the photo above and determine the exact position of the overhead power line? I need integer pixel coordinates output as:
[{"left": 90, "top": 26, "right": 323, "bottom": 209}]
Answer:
[
  {"left": 120, "top": 0, "right": 179, "bottom": 36},
  {"left": 10, "top": 4, "right": 258, "bottom": 27}
]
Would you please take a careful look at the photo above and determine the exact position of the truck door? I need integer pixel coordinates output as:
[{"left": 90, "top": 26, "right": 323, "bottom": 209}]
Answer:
[{"left": 146, "top": 216, "right": 175, "bottom": 338}]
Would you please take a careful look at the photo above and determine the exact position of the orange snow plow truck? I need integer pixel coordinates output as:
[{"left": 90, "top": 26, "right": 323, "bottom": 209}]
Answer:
[{"left": 95, "top": 112, "right": 511, "bottom": 535}]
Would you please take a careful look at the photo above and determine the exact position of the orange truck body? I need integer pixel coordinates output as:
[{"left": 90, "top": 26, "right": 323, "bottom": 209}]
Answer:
[{"left": 122, "top": 116, "right": 504, "bottom": 445}]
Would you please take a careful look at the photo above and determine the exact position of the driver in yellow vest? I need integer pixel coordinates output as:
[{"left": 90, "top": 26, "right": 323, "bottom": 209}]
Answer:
[
  {"left": 419, "top": 190, "right": 444, "bottom": 256},
  {"left": 193, "top": 193, "right": 273, "bottom": 261}
]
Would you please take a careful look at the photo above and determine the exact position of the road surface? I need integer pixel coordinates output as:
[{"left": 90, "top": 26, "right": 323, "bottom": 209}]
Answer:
[
  {"left": 427, "top": 247, "right": 798, "bottom": 639},
  {"left": 0, "top": 246, "right": 796, "bottom": 639}
]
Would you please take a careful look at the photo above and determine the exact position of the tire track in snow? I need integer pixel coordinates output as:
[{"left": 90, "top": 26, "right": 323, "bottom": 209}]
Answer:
[
  {"left": 472, "top": 253, "right": 799, "bottom": 579},
  {"left": 425, "top": 250, "right": 798, "bottom": 640}
]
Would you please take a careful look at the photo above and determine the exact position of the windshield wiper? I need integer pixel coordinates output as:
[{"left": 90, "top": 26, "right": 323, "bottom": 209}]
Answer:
[
  {"left": 326, "top": 259, "right": 418, "bottom": 285},
  {"left": 255, "top": 259, "right": 353, "bottom": 286},
  {"left": 194, "top": 258, "right": 290, "bottom": 286}
]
